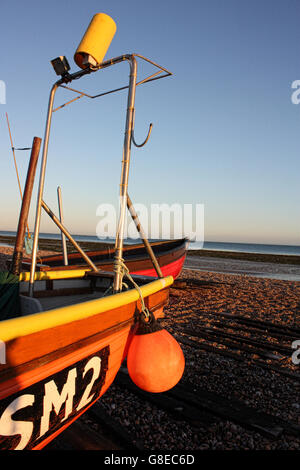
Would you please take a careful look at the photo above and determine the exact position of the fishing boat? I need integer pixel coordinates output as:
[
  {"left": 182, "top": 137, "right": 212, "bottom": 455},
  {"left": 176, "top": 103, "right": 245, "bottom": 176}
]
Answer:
[
  {"left": 30, "top": 238, "right": 188, "bottom": 280},
  {"left": 0, "top": 14, "right": 185, "bottom": 450}
]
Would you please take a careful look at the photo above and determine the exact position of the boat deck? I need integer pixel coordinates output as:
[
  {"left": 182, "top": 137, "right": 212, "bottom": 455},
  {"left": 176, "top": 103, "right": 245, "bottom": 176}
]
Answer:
[
  {"left": 38, "top": 291, "right": 103, "bottom": 311},
  {"left": 18, "top": 272, "right": 159, "bottom": 316}
]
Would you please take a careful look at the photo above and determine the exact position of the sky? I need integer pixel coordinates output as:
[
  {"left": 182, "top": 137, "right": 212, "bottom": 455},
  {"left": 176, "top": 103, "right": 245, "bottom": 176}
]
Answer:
[{"left": 0, "top": 0, "right": 299, "bottom": 245}]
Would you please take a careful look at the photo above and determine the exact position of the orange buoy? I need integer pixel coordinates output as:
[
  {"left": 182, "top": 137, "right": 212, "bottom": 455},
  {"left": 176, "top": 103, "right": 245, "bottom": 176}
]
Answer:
[{"left": 127, "top": 312, "right": 185, "bottom": 393}]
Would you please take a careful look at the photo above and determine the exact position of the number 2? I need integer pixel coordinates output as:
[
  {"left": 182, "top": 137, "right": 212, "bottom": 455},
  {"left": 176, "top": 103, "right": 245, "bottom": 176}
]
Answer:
[{"left": 77, "top": 356, "right": 102, "bottom": 411}]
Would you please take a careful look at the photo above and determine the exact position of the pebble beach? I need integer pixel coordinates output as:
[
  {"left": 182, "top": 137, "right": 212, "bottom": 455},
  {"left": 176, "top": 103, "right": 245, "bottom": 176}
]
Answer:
[
  {"left": 0, "top": 243, "right": 299, "bottom": 451},
  {"left": 94, "top": 266, "right": 300, "bottom": 451}
]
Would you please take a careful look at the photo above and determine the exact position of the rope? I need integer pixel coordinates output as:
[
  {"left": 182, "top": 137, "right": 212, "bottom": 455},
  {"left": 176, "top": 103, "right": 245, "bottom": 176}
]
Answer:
[
  {"left": 12, "top": 147, "right": 32, "bottom": 151},
  {"left": 104, "top": 257, "right": 150, "bottom": 321}
]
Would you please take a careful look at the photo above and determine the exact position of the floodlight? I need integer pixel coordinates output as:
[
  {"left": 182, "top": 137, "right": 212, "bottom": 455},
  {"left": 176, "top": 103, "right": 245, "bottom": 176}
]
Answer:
[{"left": 51, "top": 56, "right": 71, "bottom": 77}]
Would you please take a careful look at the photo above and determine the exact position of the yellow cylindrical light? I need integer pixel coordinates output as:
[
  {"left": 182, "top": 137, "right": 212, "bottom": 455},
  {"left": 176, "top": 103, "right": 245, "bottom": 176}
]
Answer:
[{"left": 74, "top": 13, "right": 117, "bottom": 69}]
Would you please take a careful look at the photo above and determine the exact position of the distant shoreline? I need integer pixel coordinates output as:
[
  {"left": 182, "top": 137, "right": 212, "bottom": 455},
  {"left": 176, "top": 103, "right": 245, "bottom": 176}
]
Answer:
[
  {"left": 0, "top": 235, "right": 111, "bottom": 254},
  {"left": 187, "top": 249, "right": 300, "bottom": 265}
]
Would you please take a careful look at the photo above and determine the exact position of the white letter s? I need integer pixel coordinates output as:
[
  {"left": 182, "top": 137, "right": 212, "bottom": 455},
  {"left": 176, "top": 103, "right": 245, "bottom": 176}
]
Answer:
[{"left": 0, "top": 395, "right": 35, "bottom": 450}]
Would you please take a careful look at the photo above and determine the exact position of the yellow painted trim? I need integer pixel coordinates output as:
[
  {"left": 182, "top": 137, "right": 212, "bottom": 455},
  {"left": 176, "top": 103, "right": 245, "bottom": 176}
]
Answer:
[
  {"left": 20, "top": 269, "right": 91, "bottom": 282},
  {"left": 0, "top": 276, "right": 173, "bottom": 342}
]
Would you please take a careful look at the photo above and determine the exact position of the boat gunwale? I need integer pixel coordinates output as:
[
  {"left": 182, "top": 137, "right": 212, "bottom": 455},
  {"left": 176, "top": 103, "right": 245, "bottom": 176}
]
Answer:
[
  {"left": 22, "top": 238, "right": 188, "bottom": 272},
  {"left": 0, "top": 275, "right": 173, "bottom": 343},
  {"left": 34, "top": 238, "right": 187, "bottom": 263},
  {"left": 0, "top": 290, "right": 168, "bottom": 385},
  {"left": 39, "top": 244, "right": 187, "bottom": 273}
]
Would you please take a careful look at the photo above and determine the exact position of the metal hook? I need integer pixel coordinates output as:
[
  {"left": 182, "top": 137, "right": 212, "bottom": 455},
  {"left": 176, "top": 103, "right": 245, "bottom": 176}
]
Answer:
[{"left": 131, "top": 109, "right": 153, "bottom": 148}]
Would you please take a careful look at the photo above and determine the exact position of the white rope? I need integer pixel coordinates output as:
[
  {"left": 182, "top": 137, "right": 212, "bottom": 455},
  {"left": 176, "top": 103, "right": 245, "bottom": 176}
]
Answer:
[{"left": 105, "top": 257, "right": 150, "bottom": 320}]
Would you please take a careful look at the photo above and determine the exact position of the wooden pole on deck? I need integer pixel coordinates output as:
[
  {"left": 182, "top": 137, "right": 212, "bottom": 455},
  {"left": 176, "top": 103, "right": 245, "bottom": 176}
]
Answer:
[
  {"left": 10, "top": 137, "right": 42, "bottom": 275},
  {"left": 127, "top": 195, "right": 163, "bottom": 278},
  {"left": 41, "top": 199, "right": 99, "bottom": 273},
  {"left": 57, "top": 186, "right": 68, "bottom": 266}
]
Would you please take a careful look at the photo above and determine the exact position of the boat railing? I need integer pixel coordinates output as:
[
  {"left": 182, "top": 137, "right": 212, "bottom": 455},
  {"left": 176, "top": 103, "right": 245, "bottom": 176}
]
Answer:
[{"left": 28, "top": 54, "right": 172, "bottom": 296}]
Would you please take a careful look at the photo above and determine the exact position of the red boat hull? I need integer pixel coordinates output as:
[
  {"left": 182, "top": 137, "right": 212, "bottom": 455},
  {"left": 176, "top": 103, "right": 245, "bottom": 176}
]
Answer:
[
  {"left": 131, "top": 253, "right": 186, "bottom": 279},
  {"left": 32, "top": 239, "right": 188, "bottom": 280}
]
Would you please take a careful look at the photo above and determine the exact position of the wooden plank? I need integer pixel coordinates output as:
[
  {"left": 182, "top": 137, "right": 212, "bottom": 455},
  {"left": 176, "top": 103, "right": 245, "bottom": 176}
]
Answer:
[
  {"left": 174, "top": 334, "right": 300, "bottom": 381},
  {"left": 210, "top": 319, "right": 298, "bottom": 342},
  {"left": 183, "top": 326, "right": 292, "bottom": 356},
  {"left": 211, "top": 312, "right": 300, "bottom": 336},
  {"left": 167, "top": 382, "right": 300, "bottom": 439},
  {"left": 180, "top": 328, "right": 282, "bottom": 360},
  {"left": 87, "top": 401, "right": 145, "bottom": 451},
  {"left": 175, "top": 334, "right": 245, "bottom": 362},
  {"left": 116, "top": 371, "right": 300, "bottom": 440},
  {"left": 45, "top": 416, "right": 123, "bottom": 450},
  {"left": 114, "top": 371, "right": 217, "bottom": 428}
]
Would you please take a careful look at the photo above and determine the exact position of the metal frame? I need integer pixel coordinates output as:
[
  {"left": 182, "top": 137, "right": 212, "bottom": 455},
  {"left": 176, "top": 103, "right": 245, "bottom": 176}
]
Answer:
[
  {"left": 57, "top": 186, "right": 68, "bottom": 266},
  {"left": 29, "top": 54, "right": 172, "bottom": 296}
]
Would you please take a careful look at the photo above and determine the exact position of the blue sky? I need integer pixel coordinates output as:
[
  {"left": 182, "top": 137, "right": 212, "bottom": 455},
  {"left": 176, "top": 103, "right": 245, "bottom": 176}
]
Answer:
[{"left": 0, "top": 0, "right": 299, "bottom": 245}]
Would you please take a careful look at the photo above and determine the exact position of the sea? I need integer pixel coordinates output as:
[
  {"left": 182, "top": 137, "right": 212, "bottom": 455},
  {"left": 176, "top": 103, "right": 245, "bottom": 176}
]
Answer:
[{"left": 0, "top": 230, "right": 299, "bottom": 256}]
